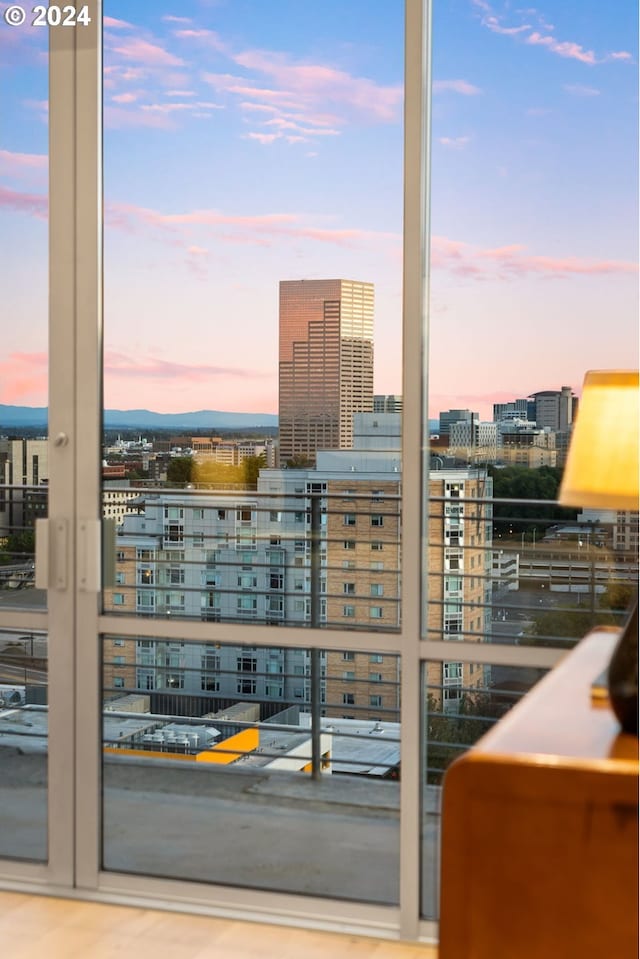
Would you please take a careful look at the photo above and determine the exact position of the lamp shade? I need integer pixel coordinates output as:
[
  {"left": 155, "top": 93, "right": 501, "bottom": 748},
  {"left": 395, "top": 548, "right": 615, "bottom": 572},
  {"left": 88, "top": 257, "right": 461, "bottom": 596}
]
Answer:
[{"left": 558, "top": 370, "right": 639, "bottom": 509}]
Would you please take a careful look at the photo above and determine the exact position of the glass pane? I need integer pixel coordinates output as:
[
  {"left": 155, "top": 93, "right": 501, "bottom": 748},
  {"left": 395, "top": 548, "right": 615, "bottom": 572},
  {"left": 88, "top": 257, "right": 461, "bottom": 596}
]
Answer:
[
  {"left": 425, "top": 0, "right": 639, "bottom": 646},
  {"left": 102, "top": 0, "right": 404, "bottom": 631},
  {"left": 0, "top": 16, "right": 48, "bottom": 613},
  {"left": 421, "top": 661, "right": 546, "bottom": 919},
  {"left": 0, "top": 629, "right": 48, "bottom": 861},
  {"left": 102, "top": 637, "right": 399, "bottom": 904}
]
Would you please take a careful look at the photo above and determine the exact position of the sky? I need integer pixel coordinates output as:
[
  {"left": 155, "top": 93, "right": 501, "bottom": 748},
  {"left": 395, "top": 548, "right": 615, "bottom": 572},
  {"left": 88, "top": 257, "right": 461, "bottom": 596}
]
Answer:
[{"left": 0, "top": 0, "right": 637, "bottom": 419}]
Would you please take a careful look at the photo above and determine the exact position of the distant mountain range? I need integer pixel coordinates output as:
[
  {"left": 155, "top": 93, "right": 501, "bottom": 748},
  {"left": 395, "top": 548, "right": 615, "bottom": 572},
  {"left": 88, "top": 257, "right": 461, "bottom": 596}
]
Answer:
[
  {"left": 0, "top": 404, "right": 440, "bottom": 434},
  {"left": 0, "top": 404, "right": 278, "bottom": 431}
]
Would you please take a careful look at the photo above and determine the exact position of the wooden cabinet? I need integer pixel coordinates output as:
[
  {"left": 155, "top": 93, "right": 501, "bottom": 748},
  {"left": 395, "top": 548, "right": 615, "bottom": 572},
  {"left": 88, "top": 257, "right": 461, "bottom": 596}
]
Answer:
[{"left": 439, "top": 629, "right": 638, "bottom": 959}]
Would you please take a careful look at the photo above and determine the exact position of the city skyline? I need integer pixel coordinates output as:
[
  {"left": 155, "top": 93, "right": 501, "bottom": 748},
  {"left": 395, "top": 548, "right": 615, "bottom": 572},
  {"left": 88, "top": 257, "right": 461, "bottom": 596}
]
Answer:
[{"left": 0, "top": 0, "right": 637, "bottom": 419}]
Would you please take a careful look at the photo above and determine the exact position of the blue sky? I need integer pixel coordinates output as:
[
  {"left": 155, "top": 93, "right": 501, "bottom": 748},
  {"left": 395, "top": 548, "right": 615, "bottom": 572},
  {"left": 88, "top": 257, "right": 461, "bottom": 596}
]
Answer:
[{"left": 0, "top": 0, "right": 637, "bottom": 417}]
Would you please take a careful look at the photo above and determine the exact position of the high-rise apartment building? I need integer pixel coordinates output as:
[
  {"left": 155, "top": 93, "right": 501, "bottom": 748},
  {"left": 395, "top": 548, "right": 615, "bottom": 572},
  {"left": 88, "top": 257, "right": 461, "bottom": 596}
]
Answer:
[
  {"left": 278, "top": 279, "right": 374, "bottom": 465},
  {"left": 529, "top": 387, "right": 575, "bottom": 432}
]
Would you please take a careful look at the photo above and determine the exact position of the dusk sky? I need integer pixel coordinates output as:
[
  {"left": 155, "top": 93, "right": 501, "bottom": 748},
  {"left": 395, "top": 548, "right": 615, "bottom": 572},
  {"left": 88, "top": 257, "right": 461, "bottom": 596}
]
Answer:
[{"left": 0, "top": 0, "right": 637, "bottom": 419}]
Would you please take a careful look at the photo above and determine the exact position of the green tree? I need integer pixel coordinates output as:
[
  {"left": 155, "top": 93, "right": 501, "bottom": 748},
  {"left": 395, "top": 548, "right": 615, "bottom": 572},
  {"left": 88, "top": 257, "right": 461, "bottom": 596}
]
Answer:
[
  {"left": 0, "top": 530, "right": 35, "bottom": 566},
  {"left": 166, "top": 457, "right": 194, "bottom": 485},
  {"left": 489, "top": 465, "right": 577, "bottom": 535},
  {"left": 526, "top": 605, "right": 616, "bottom": 648},
  {"left": 599, "top": 583, "right": 635, "bottom": 611},
  {"left": 242, "top": 454, "right": 267, "bottom": 490},
  {"left": 285, "top": 454, "right": 315, "bottom": 469}
]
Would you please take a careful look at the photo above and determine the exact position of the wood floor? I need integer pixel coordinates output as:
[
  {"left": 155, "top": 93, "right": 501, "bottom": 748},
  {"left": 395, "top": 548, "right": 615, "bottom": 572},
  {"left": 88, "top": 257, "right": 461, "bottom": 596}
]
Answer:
[{"left": 0, "top": 891, "right": 437, "bottom": 959}]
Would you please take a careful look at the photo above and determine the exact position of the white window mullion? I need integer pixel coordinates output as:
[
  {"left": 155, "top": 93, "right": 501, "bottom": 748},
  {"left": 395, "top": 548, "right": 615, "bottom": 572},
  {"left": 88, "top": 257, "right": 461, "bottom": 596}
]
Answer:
[
  {"left": 73, "top": 0, "right": 103, "bottom": 892},
  {"left": 399, "top": 0, "right": 432, "bottom": 942},
  {"left": 46, "top": 21, "right": 78, "bottom": 888}
]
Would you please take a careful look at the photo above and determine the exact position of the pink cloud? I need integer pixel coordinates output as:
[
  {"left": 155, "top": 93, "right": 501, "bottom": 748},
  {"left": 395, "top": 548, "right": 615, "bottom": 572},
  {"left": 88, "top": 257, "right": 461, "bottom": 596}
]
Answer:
[
  {"left": 162, "top": 15, "right": 192, "bottom": 24},
  {"left": 174, "top": 28, "right": 227, "bottom": 52},
  {"left": 165, "top": 89, "right": 196, "bottom": 97},
  {"left": 112, "top": 92, "right": 139, "bottom": 104},
  {"left": 245, "top": 132, "right": 281, "bottom": 145},
  {"left": 111, "top": 38, "right": 185, "bottom": 68},
  {"left": 610, "top": 51, "right": 632, "bottom": 61},
  {"left": 104, "top": 105, "right": 172, "bottom": 130},
  {"left": 0, "top": 352, "right": 48, "bottom": 405},
  {"left": 103, "top": 16, "right": 134, "bottom": 29},
  {"left": 104, "top": 350, "right": 266, "bottom": 383},
  {"left": 0, "top": 184, "right": 48, "bottom": 219},
  {"left": 526, "top": 32, "right": 596, "bottom": 64},
  {"left": 432, "top": 235, "right": 639, "bottom": 280},
  {"left": 0, "top": 150, "right": 47, "bottom": 178},
  {"left": 104, "top": 198, "right": 400, "bottom": 257},
  {"left": 231, "top": 50, "right": 403, "bottom": 123},
  {"left": 484, "top": 16, "right": 531, "bottom": 35},
  {"left": 433, "top": 79, "right": 482, "bottom": 95}
]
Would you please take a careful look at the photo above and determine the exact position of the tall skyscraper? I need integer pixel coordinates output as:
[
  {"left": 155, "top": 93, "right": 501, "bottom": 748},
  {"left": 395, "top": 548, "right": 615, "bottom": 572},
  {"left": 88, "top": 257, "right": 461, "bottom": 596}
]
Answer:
[{"left": 278, "top": 279, "right": 374, "bottom": 465}]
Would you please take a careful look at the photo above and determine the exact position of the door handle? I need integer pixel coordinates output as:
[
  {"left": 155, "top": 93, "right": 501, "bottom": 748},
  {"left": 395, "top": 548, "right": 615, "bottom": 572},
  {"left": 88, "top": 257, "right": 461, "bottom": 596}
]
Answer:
[{"left": 35, "top": 517, "right": 68, "bottom": 590}]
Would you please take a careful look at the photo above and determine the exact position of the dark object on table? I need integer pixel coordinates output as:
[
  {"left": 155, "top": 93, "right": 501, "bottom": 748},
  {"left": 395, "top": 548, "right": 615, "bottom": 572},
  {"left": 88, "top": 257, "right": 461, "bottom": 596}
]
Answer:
[{"left": 608, "top": 596, "right": 639, "bottom": 735}]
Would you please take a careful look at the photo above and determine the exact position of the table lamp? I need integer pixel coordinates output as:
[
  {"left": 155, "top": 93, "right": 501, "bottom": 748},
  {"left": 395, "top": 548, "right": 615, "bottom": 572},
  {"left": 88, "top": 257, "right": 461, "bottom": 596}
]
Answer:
[{"left": 558, "top": 370, "right": 639, "bottom": 735}]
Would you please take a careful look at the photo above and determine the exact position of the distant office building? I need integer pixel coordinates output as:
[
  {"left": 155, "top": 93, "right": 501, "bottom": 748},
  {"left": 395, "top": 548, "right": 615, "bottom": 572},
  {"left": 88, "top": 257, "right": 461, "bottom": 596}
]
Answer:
[
  {"left": 493, "top": 399, "right": 536, "bottom": 422},
  {"left": 373, "top": 395, "right": 403, "bottom": 414},
  {"left": 529, "top": 386, "right": 575, "bottom": 432},
  {"left": 449, "top": 421, "right": 499, "bottom": 463},
  {"left": 278, "top": 279, "right": 374, "bottom": 466},
  {"left": 438, "top": 409, "right": 476, "bottom": 437},
  {"left": 498, "top": 426, "right": 557, "bottom": 467}
]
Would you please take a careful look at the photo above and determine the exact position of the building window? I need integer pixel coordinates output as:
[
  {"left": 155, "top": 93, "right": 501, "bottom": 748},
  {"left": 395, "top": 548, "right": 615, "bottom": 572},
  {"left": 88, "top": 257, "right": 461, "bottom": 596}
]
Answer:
[
  {"left": 370, "top": 654, "right": 384, "bottom": 663},
  {"left": 342, "top": 651, "right": 355, "bottom": 661},
  {"left": 113, "top": 638, "right": 125, "bottom": 647},
  {"left": 166, "top": 592, "right": 185, "bottom": 610},
  {"left": 343, "top": 540, "right": 356, "bottom": 550},
  {"left": 369, "top": 607, "right": 383, "bottom": 619},
  {"left": 192, "top": 508, "right": 205, "bottom": 520},
  {"left": 369, "top": 672, "right": 383, "bottom": 682},
  {"left": 217, "top": 509, "right": 226, "bottom": 520},
  {"left": 371, "top": 514, "right": 384, "bottom": 527},
  {"left": 168, "top": 567, "right": 185, "bottom": 585},
  {"left": 371, "top": 541, "right": 384, "bottom": 551},
  {"left": 370, "top": 695, "right": 383, "bottom": 707},
  {"left": 237, "top": 597, "right": 257, "bottom": 612},
  {"left": 115, "top": 571, "right": 125, "bottom": 585},
  {"left": 237, "top": 677, "right": 257, "bottom": 695},
  {"left": 343, "top": 513, "right": 356, "bottom": 526},
  {"left": 370, "top": 583, "right": 384, "bottom": 597},
  {"left": 192, "top": 531, "right": 204, "bottom": 547},
  {"left": 112, "top": 593, "right": 125, "bottom": 605},
  {"left": 113, "top": 677, "right": 125, "bottom": 688},
  {"left": 343, "top": 605, "right": 355, "bottom": 618},
  {"left": 342, "top": 693, "right": 355, "bottom": 705},
  {"left": 238, "top": 573, "right": 258, "bottom": 589},
  {"left": 343, "top": 582, "right": 355, "bottom": 595},
  {"left": 343, "top": 671, "right": 355, "bottom": 680}
]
